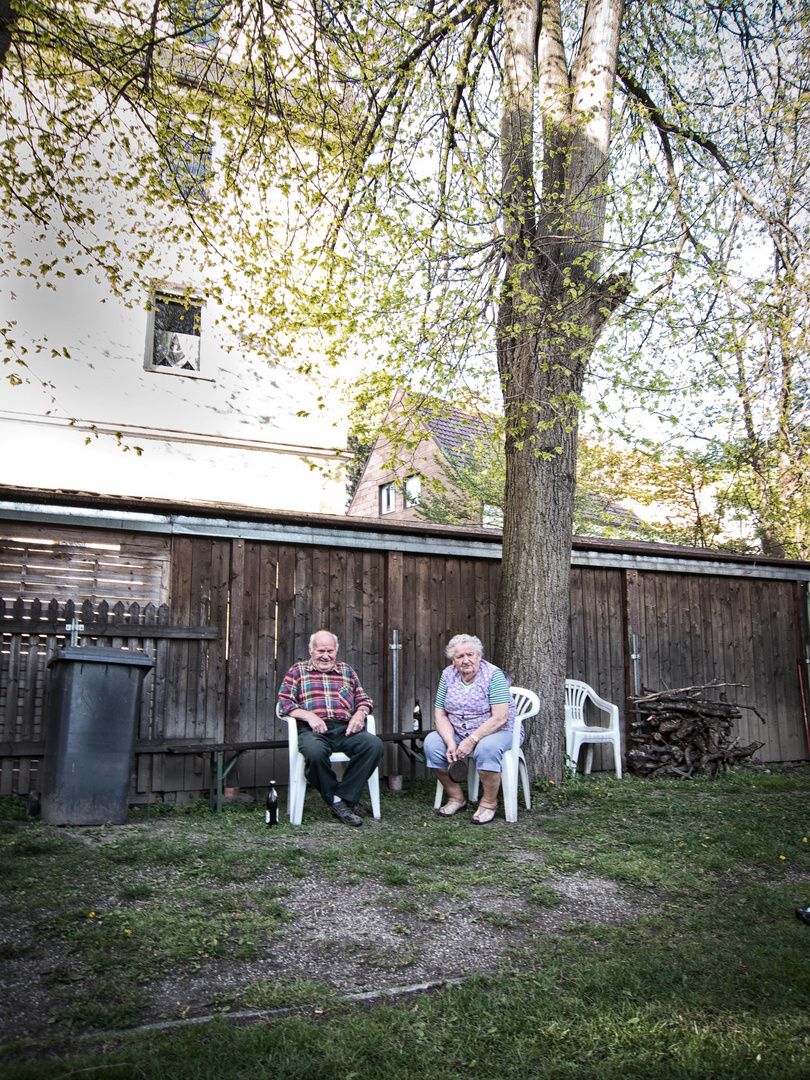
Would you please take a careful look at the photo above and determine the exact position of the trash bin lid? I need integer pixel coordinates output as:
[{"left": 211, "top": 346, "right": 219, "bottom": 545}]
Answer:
[{"left": 49, "top": 645, "right": 154, "bottom": 668}]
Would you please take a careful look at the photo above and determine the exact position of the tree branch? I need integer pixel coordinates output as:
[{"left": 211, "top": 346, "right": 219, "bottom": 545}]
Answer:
[{"left": 617, "top": 59, "right": 799, "bottom": 271}]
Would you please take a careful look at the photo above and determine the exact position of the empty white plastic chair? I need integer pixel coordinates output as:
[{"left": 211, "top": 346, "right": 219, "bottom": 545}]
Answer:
[
  {"left": 564, "top": 679, "right": 622, "bottom": 778},
  {"left": 276, "top": 702, "right": 382, "bottom": 825},
  {"left": 433, "top": 686, "right": 538, "bottom": 823}
]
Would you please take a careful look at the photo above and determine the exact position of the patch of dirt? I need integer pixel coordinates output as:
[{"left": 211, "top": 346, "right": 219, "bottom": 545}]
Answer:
[
  {"left": 143, "top": 869, "right": 643, "bottom": 1024},
  {"left": 0, "top": 816, "right": 651, "bottom": 1050}
]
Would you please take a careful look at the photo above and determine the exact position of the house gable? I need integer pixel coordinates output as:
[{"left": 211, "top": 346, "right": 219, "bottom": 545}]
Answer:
[
  {"left": 346, "top": 390, "right": 497, "bottom": 523},
  {"left": 346, "top": 426, "right": 445, "bottom": 522}
]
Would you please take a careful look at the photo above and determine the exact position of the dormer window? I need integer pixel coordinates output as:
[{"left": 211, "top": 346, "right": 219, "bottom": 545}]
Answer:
[
  {"left": 173, "top": 0, "right": 221, "bottom": 49},
  {"left": 162, "top": 133, "right": 213, "bottom": 202}
]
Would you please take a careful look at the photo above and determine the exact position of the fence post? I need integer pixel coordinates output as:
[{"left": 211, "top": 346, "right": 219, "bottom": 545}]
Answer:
[
  {"left": 622, "top": 568, "right": 642, "bottom": 748},
  {"left": 384, "top": 550, "right": 405, "bottom": 778},
  {"left": 225, "top": 538, "right": 245, "bottom": 744}
]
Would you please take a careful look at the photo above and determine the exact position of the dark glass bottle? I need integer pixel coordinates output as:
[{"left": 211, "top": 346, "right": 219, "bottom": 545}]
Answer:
[
  {"left": 265, "top": 781, "right": 278, "bottom": 827},
  {"left": 412, "top": 699, "right": 422, "bottom": 732}
]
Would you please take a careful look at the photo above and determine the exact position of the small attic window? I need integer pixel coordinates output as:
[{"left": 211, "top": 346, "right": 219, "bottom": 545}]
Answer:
[
  {"left": 380, "top": 482, "right": 396, "bottom": 515},
  {"left": 404, "top": 475, "right": 421, "bottom": 507}
]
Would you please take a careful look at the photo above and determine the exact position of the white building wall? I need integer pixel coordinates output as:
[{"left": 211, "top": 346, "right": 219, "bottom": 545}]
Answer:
[
  {"left": 2, "top": 264, "right": 348, "bottom": 512},
  {"left": 1, "top": 66, "right": 350, "bottom": 514}
]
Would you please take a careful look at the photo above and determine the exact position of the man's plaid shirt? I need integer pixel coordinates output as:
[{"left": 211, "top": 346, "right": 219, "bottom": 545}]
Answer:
[{"left": 278, "top": 660, "right": 373, "bottom": 722}]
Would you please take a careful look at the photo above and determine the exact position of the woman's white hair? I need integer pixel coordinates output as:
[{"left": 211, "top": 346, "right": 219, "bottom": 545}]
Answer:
[{"left": 445, "top": 633, "right": 484, "bottom": 660}]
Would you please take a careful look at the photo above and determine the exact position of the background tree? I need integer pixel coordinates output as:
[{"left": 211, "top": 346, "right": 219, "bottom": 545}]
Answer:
[
  {"left": 592, "top": 0, "right": 810, "bottom": 559},
  {"left": 577, "top": 440, "right": 753, "bottom": 551},
  {"left": 413, "top": 430, "right": 507, "bottom": 528}
]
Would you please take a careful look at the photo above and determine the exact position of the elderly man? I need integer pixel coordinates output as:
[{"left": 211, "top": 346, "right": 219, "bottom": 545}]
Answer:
[{"left": 278, "top": 630, "right": 383, "bottom": 827}]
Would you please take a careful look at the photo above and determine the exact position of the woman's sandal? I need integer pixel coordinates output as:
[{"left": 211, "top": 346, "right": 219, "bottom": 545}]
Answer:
[
  {"left": 471, "top": 804, "right": 496, "bottom": 825},
  {"left": 438, "top": 798, "right": 468, "bottom": 817}
]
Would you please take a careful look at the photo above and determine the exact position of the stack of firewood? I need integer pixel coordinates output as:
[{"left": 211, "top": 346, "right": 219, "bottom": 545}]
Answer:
[{"left": 627, "top": 683, "right": 765, "bottom": 778}]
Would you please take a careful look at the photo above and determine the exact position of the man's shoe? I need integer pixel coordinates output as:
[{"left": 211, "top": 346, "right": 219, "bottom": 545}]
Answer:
[
  {"left": 349, "top": 802, "right": 369, "bottom": 818},
  {"left": 331, "top": 800, "right": 363, "bottom": 827},
  {"left": 796, "top": 905, "right": 810, "bottom": 925}
]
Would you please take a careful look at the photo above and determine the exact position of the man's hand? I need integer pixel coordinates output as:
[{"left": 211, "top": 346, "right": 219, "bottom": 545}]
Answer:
[
  {"left": 345, "top": 711, "right": 367, "bottom": 736},
  {"left": 297, "top": 710, "right": 328, "bottom": 734}
]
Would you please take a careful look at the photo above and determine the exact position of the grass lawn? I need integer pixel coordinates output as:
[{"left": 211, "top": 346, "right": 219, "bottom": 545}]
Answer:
[{"left": 1, "top": 767, "right": 809, "bottom": 1078}]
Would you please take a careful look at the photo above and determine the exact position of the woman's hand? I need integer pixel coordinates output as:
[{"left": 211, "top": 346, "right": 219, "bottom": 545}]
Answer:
[
  {"left": 436, "top": 708, "right": 460, "bottom": 762},
  {"left": 453, "top": 735, "right": 477, "bottom": 759}
]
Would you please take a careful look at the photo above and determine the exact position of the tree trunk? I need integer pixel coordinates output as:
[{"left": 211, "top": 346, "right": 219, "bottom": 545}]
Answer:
[
  {"left": 0, "top": 0, "right": 15, "bottom": 75},
  {"left": 494, "top": 0, "right": 626, "bottom": 781},
  {"left": 495, "top": 322, "right": 578, "bottom": 781}
]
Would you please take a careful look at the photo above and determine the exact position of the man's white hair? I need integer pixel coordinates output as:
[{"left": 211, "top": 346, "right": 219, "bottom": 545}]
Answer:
[
  {"left": 309, "top": 630, "right": 339, "bottom": 652},
  {"left": 445, "top": 633, "right": 484, "bottom": 660}
]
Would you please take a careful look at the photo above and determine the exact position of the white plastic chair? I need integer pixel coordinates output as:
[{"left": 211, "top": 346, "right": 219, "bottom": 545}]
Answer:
[
  {"left": 565, "top": 678, "right": 622, "bottom": 778},
  {"left": 433, "top": 686, "right": 538, "bottom": 823},
  {"left": 276, "top": 702, "right": 382, "bottom": 825}
]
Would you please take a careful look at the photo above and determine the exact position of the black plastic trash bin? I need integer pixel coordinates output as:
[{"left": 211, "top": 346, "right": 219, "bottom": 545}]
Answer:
[{"left": 40, "top": 645, "right": 153, "bottom": 825}]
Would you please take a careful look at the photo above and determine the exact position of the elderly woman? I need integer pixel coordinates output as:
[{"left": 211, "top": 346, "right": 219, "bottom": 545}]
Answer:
[{"left": 423, "top": 633, "right": 518, "bottom": 824}]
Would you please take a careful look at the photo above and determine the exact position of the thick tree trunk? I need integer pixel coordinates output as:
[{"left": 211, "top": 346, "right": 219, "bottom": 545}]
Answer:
[
  {"left": 493, "top": 0, "right": 626, "bottom": 781},
  {"left": 495, "top": 315, "right": 578, "bottom": 781}
]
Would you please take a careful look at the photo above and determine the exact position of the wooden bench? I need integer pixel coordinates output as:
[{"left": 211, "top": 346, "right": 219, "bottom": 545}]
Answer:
[{"left": 167, "top": 731, "right": 427, "bottom": 811}]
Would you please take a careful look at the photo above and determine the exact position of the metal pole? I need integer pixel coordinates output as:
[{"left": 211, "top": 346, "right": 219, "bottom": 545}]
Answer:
[
  {"left": 631, "top": 633, "right": 641, "bottom": 697},
  {"left": 390, "top": 629, "right": 402, "bottom": 732}
]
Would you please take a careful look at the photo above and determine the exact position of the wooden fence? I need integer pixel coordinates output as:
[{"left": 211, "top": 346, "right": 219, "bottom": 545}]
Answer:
[{"left": 1, "top": 497, "right": 809, "bottom": 802}]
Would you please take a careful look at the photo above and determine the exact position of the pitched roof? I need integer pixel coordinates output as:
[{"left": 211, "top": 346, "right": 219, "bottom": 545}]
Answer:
[{"left": 411, "top": 396, "right": 498, "bottom": 467}]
